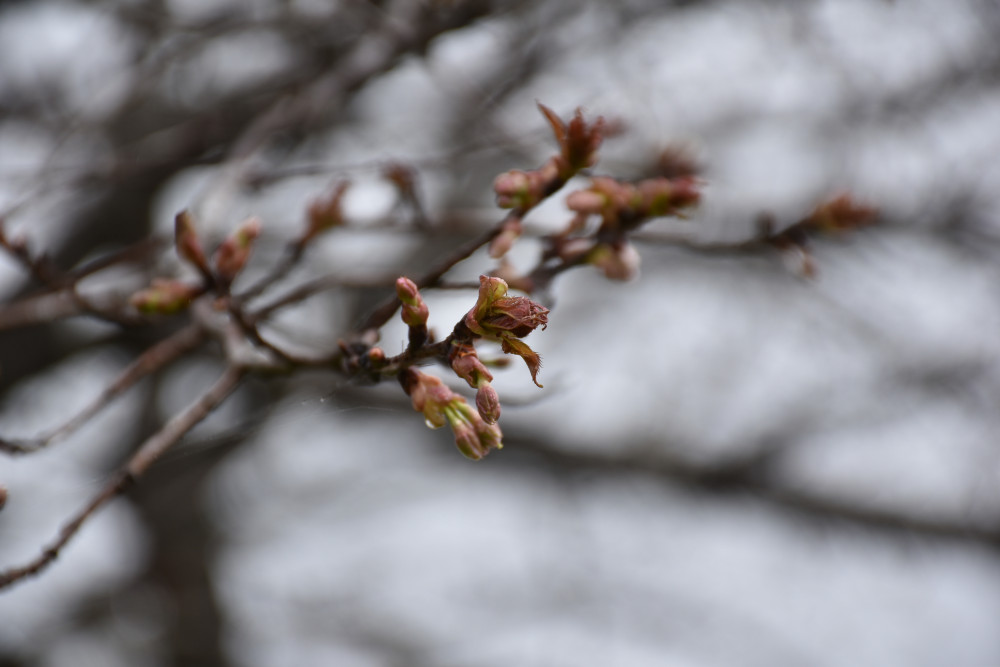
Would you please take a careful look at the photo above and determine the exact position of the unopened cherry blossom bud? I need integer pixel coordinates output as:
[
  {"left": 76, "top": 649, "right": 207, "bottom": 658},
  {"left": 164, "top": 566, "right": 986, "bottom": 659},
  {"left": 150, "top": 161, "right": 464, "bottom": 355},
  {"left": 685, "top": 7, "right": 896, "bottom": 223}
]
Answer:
[
  {"left": 214, "top": 217, "right": 261, "bottom": 285},
  {"left": 805, "top": 193, "right": 877, "bottom": 233},
  {"left": 443, "top": 400, "right": 502, "bottom": 460},
  {"left": 565, "top": 189, "right": 607, "bottom": 216},
  {"left": 475, "top": 382, "right": 501, "bottom": 424},
  {"left": 175, "top": 210, "right": 209, "bottom": 274},
  {"left": 303, "top": 181, "right": 350, "bottom": 243},
  {"left": 0, "top": 485, "right": 7, "bottom": 512},
  {"left": 400, "top": 369, "right": 503, "bottom": 460},
  {"left": 450, "top": 342, "right": 493, "bottom": 388},
  {"left": 474, "top": 418, "right": 503, "bottom": 453},
  {"left": 493, "top": 170, "right": 533, "bottom": 209},
  {"left": 396, "top": 276, "right": 429, "bottom": 348},
  {"left": 395, "top": 276, "right": 421, "bottom": 307},
  {"left": 402, "top": 369, "right": 452, "bottom": 429},
  {"left": 130, "top": 279, "right": 203, "bottom": 314}
]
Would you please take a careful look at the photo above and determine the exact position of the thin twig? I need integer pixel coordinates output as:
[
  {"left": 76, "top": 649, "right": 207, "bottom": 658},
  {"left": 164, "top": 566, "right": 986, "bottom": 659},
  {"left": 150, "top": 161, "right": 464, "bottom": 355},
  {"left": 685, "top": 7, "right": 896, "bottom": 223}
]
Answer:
[
  {"left": 0, "top": 325, "right": 206, "bottom": 455},
  {"left": 0, "top": 364, "right": 244, "bottom": 590}
]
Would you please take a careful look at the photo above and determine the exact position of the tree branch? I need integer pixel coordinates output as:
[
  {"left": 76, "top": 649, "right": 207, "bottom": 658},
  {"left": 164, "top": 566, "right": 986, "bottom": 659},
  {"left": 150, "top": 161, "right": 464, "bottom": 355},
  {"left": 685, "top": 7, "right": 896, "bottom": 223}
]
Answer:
[{"left": 0, "top": 364, "right": 244, "bottom": 590}]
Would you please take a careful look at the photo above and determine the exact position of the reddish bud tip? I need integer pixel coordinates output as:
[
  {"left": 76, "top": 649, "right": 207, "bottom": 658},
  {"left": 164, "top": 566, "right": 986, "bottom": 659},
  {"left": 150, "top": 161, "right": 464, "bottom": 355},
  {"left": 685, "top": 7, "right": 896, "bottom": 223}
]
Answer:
[
  {"left": 175, "top": 210, "right": 209, "bottom": 273},
  {"left": 395, "top": 276, "right": 421, "bottom": 306},
  {"left": 214, "top": 217, "right": 261, "bottom": 285},
  {"left": 304, "top": 181, "right": 350, "bottom": 243}
]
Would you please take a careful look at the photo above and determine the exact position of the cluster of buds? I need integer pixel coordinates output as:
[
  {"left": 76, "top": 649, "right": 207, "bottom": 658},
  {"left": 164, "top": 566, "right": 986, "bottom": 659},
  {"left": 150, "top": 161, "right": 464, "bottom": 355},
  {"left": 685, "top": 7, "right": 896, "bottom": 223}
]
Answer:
[
  {"left": 400, "top": 368, "right": 502, "bottom": 460},
  {"left": 214, "top": 217, "right": 261, "bottom": 287},
  {"left": 554, "top": 175, "right": 701, "bottom": 281},
  {"left": 493, "top": 104, "right": 605, "bottom": 214},
  {"left": 463, "top": 275, "right": 549, "bottom": 387},
  {"left": 176, "top": 210, "right": 262, "bottom": 287},
  {"left": 131, "top": 211, "right": 262, "bottom": 314},
  {"left": 392, "top": 275, "right": 548, "bottom": 459},
  {"left": 302, "top": 181, "right": 350, "bottom": 245},
  {"left": 565, "top": 175, "right": 701, "bottom": 233},
  {"left": 449, "top": 341, "right": 501, "bottom": 424},
  {"left": 396, "top": 276, "right": 429, "bottom": 350}
]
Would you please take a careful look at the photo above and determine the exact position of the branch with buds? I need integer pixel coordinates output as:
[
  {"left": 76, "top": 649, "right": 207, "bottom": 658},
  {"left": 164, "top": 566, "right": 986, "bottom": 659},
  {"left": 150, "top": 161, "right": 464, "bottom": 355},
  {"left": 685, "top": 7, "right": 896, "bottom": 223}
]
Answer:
[{"left": 0, "top": 103, "right": 878, "bottom": 590}]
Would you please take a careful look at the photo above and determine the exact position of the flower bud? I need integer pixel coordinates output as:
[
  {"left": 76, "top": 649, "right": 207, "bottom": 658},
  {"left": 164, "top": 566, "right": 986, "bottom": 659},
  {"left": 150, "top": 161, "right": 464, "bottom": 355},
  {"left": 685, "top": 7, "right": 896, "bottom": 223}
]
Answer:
[
  {"left": 450, "top": 342, "right": 493, "bottom": 388},
  {"left": 443, "top": 400, "right": 502, "bottom": 460},
  {"left": 396, "top": 276, "right": 429, "bottom": 348},
  {"left": 403, "top": 370, "right": 453, "bottom": 429},
  {"left": 214, "top": 217, "right": 261, "bottom": 285},
  {"left": 175, "top": 210, "right": 209, "bottom": 274},
  {"left": 494, "top": 170, "right": 533, "bottom": 209},
  {"left": 475, "top": 382, "right": 501, "bottom": 424},
  {"left": 0, "top": 484, "right": 7, "bottom": 512},
  {"left": 465, "top": 276, "right": 549, "bottom": 340},
  {"left": 463, "top": 276, "right": 548, "bottom": 387},
  {"left": 805, "top": 193, "right": 877, "bottom": 233},
  {"left": 400, "top": 369, "right": 504, "bottom": 460},
  {"left": 130, "top": 279, "right": 203, "bottom": 314},
  {"left": 303, "top": 181, "right": 350, "bottom": 243}
]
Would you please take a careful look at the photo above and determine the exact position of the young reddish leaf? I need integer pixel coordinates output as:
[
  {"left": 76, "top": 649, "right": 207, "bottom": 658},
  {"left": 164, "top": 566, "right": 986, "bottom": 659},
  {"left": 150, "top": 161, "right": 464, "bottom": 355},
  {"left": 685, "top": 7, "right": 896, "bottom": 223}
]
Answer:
[{"left": 500, "top": 337, "right": 543, "bottom": 388}]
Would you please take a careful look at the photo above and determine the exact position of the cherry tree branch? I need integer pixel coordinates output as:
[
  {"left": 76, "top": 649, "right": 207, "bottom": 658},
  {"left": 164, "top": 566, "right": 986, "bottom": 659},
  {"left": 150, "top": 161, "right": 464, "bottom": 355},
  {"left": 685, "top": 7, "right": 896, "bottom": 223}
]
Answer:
[{"left": 0, "top": 363, "right": 244, "bottom": 590}]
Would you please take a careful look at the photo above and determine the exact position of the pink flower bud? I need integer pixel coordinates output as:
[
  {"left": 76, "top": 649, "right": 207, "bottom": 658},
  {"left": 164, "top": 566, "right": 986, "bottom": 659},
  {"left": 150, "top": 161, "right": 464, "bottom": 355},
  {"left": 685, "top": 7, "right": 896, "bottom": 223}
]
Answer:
[
  {"left": 443, "top": 400, "right": 502, "bottom": 460},
  {"left": 395, "top": 276, "right": 421, "bottom": 306},
  {"left": 450, "top": 343, "right": 493, "bottom": 388},
  {"left": 475, "top": 382, "right": 501, "bottom": 424},
  {"left": 400, "top": 369, "right": 504, "bottom": 460},
  {"left": 565, "top": 190, "right": 607, "bottom": 216},
  {"left": 396, "top": 276, "right": 429, "bottom": 332},
  {"left": 493, "top": 170, "right": 532, "bottom": 209},
  {"left": 175, "top": 210, "right": 209, "bottom": 273},
  {"left": 214, "top": 217, "right": 261, "bottom": 285},
  {"left": 404, "top": 370, "right": 453, "bottom": 429},
  {"left": 303, "top": 181, "right": 350, "bottom": 243}
]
